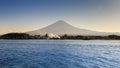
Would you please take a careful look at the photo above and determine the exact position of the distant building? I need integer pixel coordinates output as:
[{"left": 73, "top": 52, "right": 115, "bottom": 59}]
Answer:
[{"left": 47, "top": 33, "right": 60, "bottom": 39}]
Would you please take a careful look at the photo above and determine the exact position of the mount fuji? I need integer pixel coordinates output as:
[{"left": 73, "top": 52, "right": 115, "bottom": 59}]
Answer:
[{"left": 27, "top": 20, "right": 119, "bottom": 36}]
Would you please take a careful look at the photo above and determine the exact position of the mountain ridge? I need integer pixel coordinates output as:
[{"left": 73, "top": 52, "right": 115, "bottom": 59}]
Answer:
[{"left": 27, "top": 20, "right": 120, "bottom": 36}]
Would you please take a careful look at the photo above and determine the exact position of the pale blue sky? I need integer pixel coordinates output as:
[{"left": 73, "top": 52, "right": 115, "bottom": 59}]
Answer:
[{"left": 0, "top": 0, "right": 120, "bottom": 34}]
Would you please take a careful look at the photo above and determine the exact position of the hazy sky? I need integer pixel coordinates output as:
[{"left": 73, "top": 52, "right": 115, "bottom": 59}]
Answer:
[{"left": 0, "top": 0, "right": 120, "bottom": 34}]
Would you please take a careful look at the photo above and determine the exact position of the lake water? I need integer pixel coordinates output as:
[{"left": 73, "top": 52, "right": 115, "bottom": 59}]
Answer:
[{"left": 0, "top": 40, "right": 120, "bottom": 68}]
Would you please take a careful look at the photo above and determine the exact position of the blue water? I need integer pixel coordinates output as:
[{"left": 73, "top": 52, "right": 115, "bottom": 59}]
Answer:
[{"left": 0, "top": 40, "right": 120, "bottom": 68}]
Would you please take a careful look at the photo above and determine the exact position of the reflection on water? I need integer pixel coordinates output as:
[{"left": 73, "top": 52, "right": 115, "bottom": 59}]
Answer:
[{"left": 0, "top": 40, "right": 120, "bottom": 68}]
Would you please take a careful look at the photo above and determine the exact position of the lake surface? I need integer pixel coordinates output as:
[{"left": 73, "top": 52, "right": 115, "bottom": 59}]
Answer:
[{"left": 0, "top": 40, "right": 120, "bottom": 68}]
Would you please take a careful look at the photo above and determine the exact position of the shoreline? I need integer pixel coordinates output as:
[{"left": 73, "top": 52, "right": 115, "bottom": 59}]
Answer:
[{"left": 0, "top": 39, "right": 120, "bottom": 40}]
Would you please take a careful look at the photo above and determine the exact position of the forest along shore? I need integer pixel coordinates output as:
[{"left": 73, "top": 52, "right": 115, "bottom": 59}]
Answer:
[{"left": 0, "top": 33, "right": 120, "bottom": 40}]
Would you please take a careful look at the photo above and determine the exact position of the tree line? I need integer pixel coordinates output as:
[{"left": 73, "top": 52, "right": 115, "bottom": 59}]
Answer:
[{"left": 0, "top": 33, "right": 120, "bottom": 40}]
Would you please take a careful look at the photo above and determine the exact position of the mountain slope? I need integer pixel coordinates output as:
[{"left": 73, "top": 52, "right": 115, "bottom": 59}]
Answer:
[{"left": 27, "top": 20, "right": 119, "bottom": 35}]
